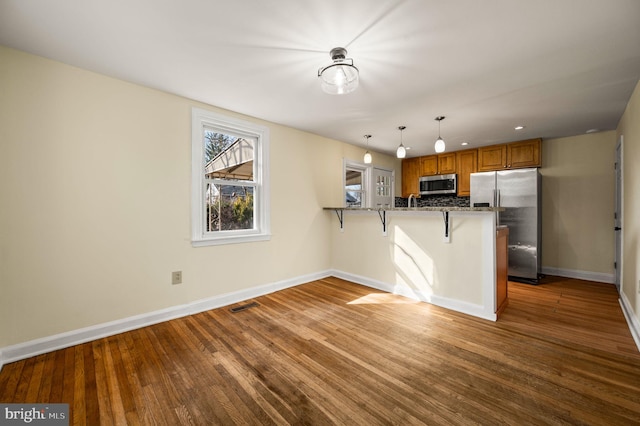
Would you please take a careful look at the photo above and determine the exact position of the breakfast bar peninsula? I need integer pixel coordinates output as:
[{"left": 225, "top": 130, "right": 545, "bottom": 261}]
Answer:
[{"left": 324, "top": 206, "right": 506, "bottom": 321}]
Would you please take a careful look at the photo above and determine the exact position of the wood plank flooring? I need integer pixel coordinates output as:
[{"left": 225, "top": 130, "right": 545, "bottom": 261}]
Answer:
[{"left": 1, "top": 276, "right": 639, "bottom": 425}]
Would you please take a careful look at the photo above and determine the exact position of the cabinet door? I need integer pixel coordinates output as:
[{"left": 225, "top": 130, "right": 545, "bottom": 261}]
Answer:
[
  {"left": 477, "top": 144, "right": 507, "bottom": 171},
  {"left": 456, "top": 149, "right": 477, "bottom": 196},
  {"left": 401, "top": 157, "right": 421, "bottom": 197},
  {"left": 507, "top": 138, "right": 541, "bottom": 169},
  {"left": 420, "top": 156, "right": 438, "bottom": 176},
  {"left": 438, "top": 153, "right": 457, "bottom": 174}
]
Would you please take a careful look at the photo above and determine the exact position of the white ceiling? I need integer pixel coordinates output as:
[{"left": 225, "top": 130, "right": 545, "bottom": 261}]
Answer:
[{"left": 1, "top": 0, "right": 639, "bottom": 157}]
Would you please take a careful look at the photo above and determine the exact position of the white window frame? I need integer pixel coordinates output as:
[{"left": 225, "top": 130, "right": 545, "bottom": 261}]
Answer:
[
  {"left": 191, "top": 107, "right": 270, "bottom": 246},
  {"left": 343, "top": 159, "right": 371, "bottom": 208}
]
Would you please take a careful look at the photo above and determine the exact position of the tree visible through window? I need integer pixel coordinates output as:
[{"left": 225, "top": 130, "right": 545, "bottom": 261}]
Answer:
[{"left": 204, "top": 132, "right": 235, "bottom": 163}]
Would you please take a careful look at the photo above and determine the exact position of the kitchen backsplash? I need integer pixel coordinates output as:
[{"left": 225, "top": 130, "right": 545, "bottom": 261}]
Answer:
[{"left": 395, "top": 195, "right": 470, "bottom": 208}]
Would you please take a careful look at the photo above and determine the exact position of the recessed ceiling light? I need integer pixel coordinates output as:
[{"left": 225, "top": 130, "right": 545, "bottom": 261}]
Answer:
[
  {"left": 515, "top": 125, "right": 525, "bottom": 130},
  {"left": 586, "top": 128, "right": 599, "bottom": 134},
  {"left": 461, "top": 142, "right": 469, "bottom": 146}
]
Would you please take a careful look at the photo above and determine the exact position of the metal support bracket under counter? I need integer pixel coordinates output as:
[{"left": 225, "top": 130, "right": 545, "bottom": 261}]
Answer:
[
  {"left": 327, "top": 207, "right": 389, "bottom": 235},
  {"left": 323, "top": 206, "right": 504, "bottom": 238}
]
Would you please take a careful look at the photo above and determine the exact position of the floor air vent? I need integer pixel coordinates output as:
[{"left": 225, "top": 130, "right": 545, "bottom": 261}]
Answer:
[{"left": 230, "top": 301, "right": 259, "bottom": 313}]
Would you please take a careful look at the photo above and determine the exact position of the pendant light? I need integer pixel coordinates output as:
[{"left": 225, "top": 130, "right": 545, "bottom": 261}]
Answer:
[
  {"left": 396, "top": 126, "right": 407, "bottom": 159},
  {"left": 318, "top": 47, "right": 359, "bottom": 95},
  {"left": 363, "top": 134, "right": 372, "bottom": 164},
  {"left": 434, "top": 116, "right": 446, "bottom": 153}
]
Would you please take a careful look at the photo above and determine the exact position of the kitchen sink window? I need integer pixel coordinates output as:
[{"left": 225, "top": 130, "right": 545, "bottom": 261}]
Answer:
[{"left": 191, "top": 108, "right": 270, "bottom": 246}]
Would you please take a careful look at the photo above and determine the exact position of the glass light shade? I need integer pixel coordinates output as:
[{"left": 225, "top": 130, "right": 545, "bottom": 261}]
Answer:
[
  {"left": 396, "top": 144, "right": 406, "bottom": 158},
  {"left": 434, "top": 137, "right": 446, "bottom": 153},
  {"left": 364, "top": 151, "right": 372, "bottom": 164},
  {"left": 319, "top": 62, "right": 359, "bottom": 95}
]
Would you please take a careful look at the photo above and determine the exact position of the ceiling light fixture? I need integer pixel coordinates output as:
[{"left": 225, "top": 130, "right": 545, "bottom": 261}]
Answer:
[
  {"left": 318, "top": 47, "right": 359, "bottom": 95},
  {"left": 363, "top": 134, "right": 372, "bottom": 164},
  {"left": 515, "top": 125, "right": 525, "bottom": 130},
  {"left": 434, "top": 116, "right": 446, "bottom": 153},
  {"left": 396, "top": 126, "right": 407, "bottom": 159}
]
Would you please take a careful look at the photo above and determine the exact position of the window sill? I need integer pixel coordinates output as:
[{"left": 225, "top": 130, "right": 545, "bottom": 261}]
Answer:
[{"left": 191, "top": 233, "right": 271, "bottom": 247}]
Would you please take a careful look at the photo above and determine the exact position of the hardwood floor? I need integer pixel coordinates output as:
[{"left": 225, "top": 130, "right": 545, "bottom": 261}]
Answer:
[
  {"left": 1, "top": 276, "right": 639, "bottom": 425},
  {"left": 500, "top": 276, "right": 640, "bottom": 356}
]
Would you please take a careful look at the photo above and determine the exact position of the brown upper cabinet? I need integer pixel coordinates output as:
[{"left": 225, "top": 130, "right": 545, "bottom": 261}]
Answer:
[
  {"left": 438, "top": 153, "right": 457, "bottom": 174},
  {"left": 420, "top": 153, "right": 457, "bottom": 176},
  {"left": 509, "top": 138, "right": 542, "bottom": 169},
  {"left": 401, "top": 157, "right": 421, "bottom": 198},
  {"left": 420, "top": 155, "right": 438, "bottom": 176},
  {"left": 477, "top": 138, "right": 541, "bottom": 172},
  {"left": 456, "top": 149, "right": 478, "bottom": 197}
]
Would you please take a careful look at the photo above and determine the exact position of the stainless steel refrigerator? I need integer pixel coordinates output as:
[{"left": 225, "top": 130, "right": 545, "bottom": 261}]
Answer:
[{"left": 470, "top": 168, "right": 541, "bottom": 282}]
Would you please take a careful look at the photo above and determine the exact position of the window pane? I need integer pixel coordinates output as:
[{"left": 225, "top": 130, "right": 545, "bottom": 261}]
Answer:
[
  {"left": 206, "top": 183, "right": 254, "bottom": 232},
  {"left": 346, "top": 170, "right": 362, "bottom": 202},
  {"left": 376, "top": 175, "right": 390, "bottom": 197},
  {"left": 376, "top": 175, "right": 391, "bottom": 197},
  {"left": 346, "top": 190, "right": 363, "bottom": 207},
  {"left": 204, "top": 131, "right": 255, "bottom": 181},
  {"left": 345, "top": 169, "right": 362, "bottom": 186}
]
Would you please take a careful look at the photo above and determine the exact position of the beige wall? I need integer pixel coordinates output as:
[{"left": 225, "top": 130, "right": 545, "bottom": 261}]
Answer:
[
  {"left": 0, "top": 46, "right": 399, "bottom": 347},
  {"left": 540, "top": 132, "right": 617, "bottom": 276},
  {"left": 617, "top": 80, "right": 640, "bottom": 324}
]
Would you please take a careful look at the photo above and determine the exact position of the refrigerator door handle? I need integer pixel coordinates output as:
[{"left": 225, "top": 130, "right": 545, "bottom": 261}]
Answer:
[{"left": 495, "top": 189, "right": 501, "bottom": 225}]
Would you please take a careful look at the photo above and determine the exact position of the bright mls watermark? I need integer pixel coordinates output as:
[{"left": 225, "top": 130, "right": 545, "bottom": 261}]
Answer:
[{"left": 0, "top": 404, "right": 68, "bottom": 425}]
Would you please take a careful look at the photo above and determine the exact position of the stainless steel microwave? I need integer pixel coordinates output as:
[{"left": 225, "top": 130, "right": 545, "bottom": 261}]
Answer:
[{"left": 419, "top": 174, "right": 457, "bottom": 195}]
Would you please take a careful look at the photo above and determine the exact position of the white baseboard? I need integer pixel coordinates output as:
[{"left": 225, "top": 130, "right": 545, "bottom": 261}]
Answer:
[
  {"left": 0, "top": 270, "right": 333, "bottom": 370},
  {"left": 619, "top": 291, "right": 640, "bottom": 352},
  {"left": 330, "top": 270, "right": 423, "bottom": 300},
  {"left": 541, "top": 266, "right": 615, "bottom": 284},
  {"left": 330, "top": 270, "right": 496, "bottom": 321}
]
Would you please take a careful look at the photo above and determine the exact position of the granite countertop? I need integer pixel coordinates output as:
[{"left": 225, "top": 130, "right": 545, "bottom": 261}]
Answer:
[{"left": 323, "top": 206, "right": 505, "bottom": 212}]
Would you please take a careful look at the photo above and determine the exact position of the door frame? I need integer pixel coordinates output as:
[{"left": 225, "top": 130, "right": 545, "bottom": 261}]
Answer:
[{"left": 615, "top": 135, "right": 623, "bottom": 291}]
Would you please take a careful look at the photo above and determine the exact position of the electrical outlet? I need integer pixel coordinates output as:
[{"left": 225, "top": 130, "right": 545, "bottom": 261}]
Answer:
[{"left": 172, "top": 271, "right": 182, "bottom": 285}]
